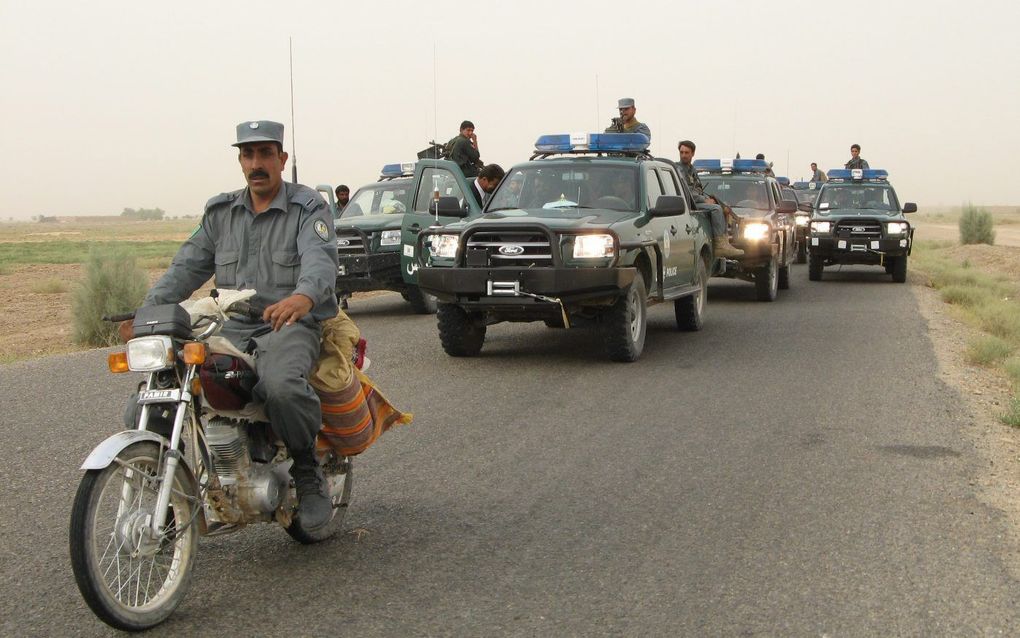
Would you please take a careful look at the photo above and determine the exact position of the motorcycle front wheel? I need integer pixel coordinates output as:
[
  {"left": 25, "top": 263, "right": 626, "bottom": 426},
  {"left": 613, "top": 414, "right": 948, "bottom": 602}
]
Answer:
[{"left": 69, "top": 441, "right": 199, "bottom": 631}]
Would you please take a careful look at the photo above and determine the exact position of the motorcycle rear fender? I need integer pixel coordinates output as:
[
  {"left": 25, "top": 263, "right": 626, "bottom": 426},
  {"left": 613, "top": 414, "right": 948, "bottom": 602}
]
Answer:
[{"left": 80, "top": 430, "right": 172, "bottom": 470}]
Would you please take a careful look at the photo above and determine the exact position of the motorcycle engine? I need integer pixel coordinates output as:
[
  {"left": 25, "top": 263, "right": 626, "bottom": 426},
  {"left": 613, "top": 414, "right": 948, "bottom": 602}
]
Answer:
[{"left": 205, "top": 418, "right": 287, "bottom": 516}]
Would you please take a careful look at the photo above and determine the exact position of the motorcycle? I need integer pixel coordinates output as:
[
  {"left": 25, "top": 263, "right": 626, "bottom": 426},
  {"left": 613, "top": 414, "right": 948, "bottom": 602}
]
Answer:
[{"left": 69, "top": 293, "right": 359, "bottom": 630}]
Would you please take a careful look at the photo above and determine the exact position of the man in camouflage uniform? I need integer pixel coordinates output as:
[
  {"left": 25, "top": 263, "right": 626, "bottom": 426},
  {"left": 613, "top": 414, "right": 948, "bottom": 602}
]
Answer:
[
  {"left": 845, "top": 143, "right": 870, "bottom": 169},
  {"left": 677, "top": 140, "right": 743, "bottom": 258},
  {"left": 604, "top": 98, "right": 651, "bottom": 141},
  {"left": 120, "top": 120, "right": 340, "bottom": 531},
  {"left": 447, "top": 120, "right": 483, "bottom": 178}
]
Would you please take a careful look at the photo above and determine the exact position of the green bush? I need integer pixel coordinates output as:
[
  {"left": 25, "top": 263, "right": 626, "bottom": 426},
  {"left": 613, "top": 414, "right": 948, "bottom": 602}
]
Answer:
[
  {"left": 940, "top": 284, "right": 994, "bottom": 308},
  {"left": 1002, "top": 397, "right": 1020, "bottom": 428},
  {"left": 959, "top": 204, "right": 995, "bottom": 245},
  {"left": 964, "top": 335, "right": 1014, "bottom": 366},
  {"left": 1005, "top": 357, "right": 1020, "bottom": 388},
  {"left": 71, "top": 247, "right": 148, "bottom": 346},
  {"left": 973, "top": 300, "right": 1020, "bottom": 342}
]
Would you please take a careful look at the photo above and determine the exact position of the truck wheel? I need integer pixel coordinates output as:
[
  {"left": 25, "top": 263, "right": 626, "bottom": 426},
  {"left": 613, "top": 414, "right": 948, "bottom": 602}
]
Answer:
[
  {"left": 808, "top": 254, "right": 823, "bottom": 281},
  {"left": 675, "top": 259, "right": 707, "bottom": 331},
  {"left": 604, "top": 271, "right": 647, "bottom": 362},
  {"left": 406, "top": 285, "right": 438, "bottom": 314},
  {"left": 778, "top": 260, "right": 791, "bottom": 290},
  {"left": 755, "top": 253, "right": 778, "bottom": 301},
  {"left": 891, "top": 255, "right": 908, "bottom": 283},
  {"left": 796, "top": 240, "right": 807, "bottom": 264},
  {"left": 437, "top": 304, "right": 486, "bottom": 356}
]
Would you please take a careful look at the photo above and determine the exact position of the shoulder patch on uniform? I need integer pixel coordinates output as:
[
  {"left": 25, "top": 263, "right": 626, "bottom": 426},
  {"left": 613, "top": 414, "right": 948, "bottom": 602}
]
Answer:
[
  {"left": 313, "top": 219, "right": 330, "bottom": 242},
  {"left": 204, "top": 191, "right": 236, "bottom": 213}
]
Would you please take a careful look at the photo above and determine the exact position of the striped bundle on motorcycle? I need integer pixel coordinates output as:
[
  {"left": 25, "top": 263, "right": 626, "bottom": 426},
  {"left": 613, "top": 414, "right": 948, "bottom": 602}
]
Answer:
[{"left": 315, "top": 369, "right": 412, "bottom": 456}]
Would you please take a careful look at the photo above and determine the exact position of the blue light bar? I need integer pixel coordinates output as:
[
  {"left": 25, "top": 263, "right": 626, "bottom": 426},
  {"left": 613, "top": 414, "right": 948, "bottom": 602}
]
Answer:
[
  {"left": 380, "top": 162, "right": 415, "bottom": 178},
  {"left": 534, "top": 132, "right": 650, "bottom": 153},
  {"left": 693, "top": 159, "right": 770, "bottom": 174},
  {"left": 777, "top": 176, "right": 790, "bottom": 186},
  {"left": 792, "top": 181, "right": 811, "bottom": 189},
  {"left": 827, "top": 168, "right": 889, "bottom": 181}
]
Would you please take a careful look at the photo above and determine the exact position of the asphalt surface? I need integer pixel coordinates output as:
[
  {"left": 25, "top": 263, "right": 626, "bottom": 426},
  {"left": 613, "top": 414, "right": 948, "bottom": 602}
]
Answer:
[{"left": 2, "top": 264, "right": 1019, "bottom": 636}]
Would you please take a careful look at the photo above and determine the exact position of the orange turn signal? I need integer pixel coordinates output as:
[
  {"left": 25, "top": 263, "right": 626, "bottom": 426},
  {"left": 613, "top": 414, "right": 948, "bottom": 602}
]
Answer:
[
  {"left": 108, "top": 351, "right": 129, "bottom": 373},
  {"left": 190, "top": 377, "right": 202, "bottom": 396},
  {"left": 183, "top": 342, "right": 207, "bottom": 365}
]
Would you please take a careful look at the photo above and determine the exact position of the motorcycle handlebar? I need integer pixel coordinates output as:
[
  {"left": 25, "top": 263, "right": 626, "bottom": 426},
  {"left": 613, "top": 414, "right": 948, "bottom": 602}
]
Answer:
[
  {"left": 227, "top": 301, "right": 265, "bottom": 321},
  {"left": 103, "top": 312, "right": 135, "bottom": 323}
]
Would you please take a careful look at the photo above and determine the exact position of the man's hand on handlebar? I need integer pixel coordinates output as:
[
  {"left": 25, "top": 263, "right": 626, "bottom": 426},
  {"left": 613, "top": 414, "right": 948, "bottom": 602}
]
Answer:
[
  {"left": 118, "top": 320, "right": 134, "bottom": 343},
  {"left": 263, "top": 294, "right": 314, "bottom": 331}
]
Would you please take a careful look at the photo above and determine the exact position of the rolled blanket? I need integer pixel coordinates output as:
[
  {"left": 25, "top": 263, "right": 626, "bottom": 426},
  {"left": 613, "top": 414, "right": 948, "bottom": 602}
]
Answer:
[{"left": 311, "top": 311, "right": 412, "bottom": 456}]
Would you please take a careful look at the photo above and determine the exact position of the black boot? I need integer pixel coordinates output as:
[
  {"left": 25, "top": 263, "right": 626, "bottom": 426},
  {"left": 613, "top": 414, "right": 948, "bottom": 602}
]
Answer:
[{"left": 290, "top": 452, "right": 332, "bottom": 530}]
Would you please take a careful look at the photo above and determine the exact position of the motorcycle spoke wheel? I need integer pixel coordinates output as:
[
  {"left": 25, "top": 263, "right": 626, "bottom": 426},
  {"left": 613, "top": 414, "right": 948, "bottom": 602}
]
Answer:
[{"left": 69, "top": 442, "right": 198, "bottom": 631}]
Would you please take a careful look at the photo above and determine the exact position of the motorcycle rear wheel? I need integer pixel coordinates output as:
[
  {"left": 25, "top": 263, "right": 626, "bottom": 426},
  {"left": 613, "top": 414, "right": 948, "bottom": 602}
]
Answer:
[
  {"left": 69, "top": 441, "right": 199, "bottom": 631},
  {"left": 285, "top": 456, "right": 353, "bottom": 544}
]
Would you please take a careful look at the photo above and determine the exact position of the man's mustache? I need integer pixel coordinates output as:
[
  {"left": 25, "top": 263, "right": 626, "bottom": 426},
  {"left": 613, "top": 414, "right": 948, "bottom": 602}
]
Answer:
[{"left": 248, "top": 170, "right": 269, "bottom": 180}]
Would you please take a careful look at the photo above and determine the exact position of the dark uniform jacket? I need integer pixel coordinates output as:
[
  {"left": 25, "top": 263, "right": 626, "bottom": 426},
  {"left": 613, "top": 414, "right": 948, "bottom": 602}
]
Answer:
[
  {"left": 448, "top": 135, "right": 481, "bottom": 178},
  {"left": 845, "top": 157, "right": 870, "bottom": 169},
  {"left": 146, "top": 182, "right": 339, "bottom": 322}
]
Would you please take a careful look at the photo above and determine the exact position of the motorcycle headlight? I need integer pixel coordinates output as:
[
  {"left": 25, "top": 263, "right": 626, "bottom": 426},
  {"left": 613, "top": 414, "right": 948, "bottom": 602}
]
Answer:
[
  {"left": 126, "top": 336, "right": 175, "bottom": 372},
  {"left": 742, "top": 223, "right": 770, "bottom": 241},
  {"left": 886, "top": 222, "right": 908, "bottom": 235},
  {"left": 379, "top": 229, "right": 401, "bottom": 246},
  {"left": 795, "top": 215, "right": 810, "bottom": 227},
  {"left": 573, "top": 234, "right": 616, "bottom": 259},
  {"left": 431, "top": 234, "right": 460, "bottom": 259},
  {"left": 812, "top": 221, "right": 831, "bottom": 233}
]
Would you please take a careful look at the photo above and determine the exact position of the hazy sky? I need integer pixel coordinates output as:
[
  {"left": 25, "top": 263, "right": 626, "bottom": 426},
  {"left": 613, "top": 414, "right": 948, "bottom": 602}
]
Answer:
[{"left": 2, "top": 0, "right": 1019, "bottom": 219}]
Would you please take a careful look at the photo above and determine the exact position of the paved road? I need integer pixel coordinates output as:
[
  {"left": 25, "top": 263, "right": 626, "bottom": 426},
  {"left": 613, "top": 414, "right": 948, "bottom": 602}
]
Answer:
[{"left": 2, "top": 264, "right": 1018, "bottom": 636}]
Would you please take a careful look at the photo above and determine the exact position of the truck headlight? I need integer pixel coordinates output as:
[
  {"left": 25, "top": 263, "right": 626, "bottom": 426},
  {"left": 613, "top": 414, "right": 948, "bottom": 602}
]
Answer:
[
  {"left": 573, "top": 234, "right": 615, "bottom": 259},
  {"left": 812, "top": 221, "right": 831, "bottom": 233},
  {"left": 742, "top": 223, "right": 770, "bottom": 241},
  {"left": 379, "top": 229, "right": 401, "bottom": 246},
  {"left": 795, "top": 215, "right": 810, "bottom": 227},
  {"left": 431, "top": 234, "right": 460, "bottom": 259},
  {"left": 886, "top": 222, "right": 908, "bottom": 235},
  {"left": 126, "top": 336, "right": 175, "bottom": 372}
]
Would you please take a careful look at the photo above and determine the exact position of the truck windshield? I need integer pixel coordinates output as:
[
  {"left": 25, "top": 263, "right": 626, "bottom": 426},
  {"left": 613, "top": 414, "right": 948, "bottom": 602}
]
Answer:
[
  {"left": 343, "top": 183, "right": 410, "bottom": 217},
  {"left": 488, "top": 165, "right": 639, "bottom": 212},
  {"left": 701, "top": 177, "right": 770, "bottom": 210},
  {"left": 817, "top": 184, "right": 897, "bottom": 213}
]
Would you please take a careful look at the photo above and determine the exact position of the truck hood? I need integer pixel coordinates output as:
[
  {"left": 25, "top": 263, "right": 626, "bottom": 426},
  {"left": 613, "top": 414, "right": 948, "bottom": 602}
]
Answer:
[
  {"left": 336, "top": 213, "right": 402, "bottom": 233},
  {"left": 730, "top": 206, "right": 770, "bottom": 219},
  {"left": 463, "top": 207, "right": 638, "bottom": 230},
  {"left": 816, "top": 208, "right": 903, "bottom": 220}
]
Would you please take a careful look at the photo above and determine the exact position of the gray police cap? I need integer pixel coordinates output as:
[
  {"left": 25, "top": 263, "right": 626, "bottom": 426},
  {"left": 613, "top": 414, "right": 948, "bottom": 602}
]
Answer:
[
  {"left": 232, "top": 120, "right": 285, "bottom": 147},
  {"left": 617, "top": 97, "right": 635, "bottom": 108}
]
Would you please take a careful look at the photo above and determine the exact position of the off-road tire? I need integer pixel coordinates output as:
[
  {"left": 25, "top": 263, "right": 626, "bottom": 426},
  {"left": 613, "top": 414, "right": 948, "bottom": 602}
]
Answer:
[
  {"left": 437, "top": 303, "right": 486, "bottom": 356},
  {"left": 603, "top": 271, "right": 647, "bottom": 362},
  {"left": 406, "top": 285, "right": 438, "bottom": 314},
  {"left": 778, "top": 260, "right": 792, "bottom": 290},
  {"left": 675, "top": 259, "right": 707, "bottom": 331},
  {"left": 891, "top": 255, "right": 908, "bottom": 283},
  {"left": 808, "top": 254, "right": 824, "bottom": 281},
  {"left": 755, "top": 253, "right": 779, "bottom": 301},
  {"left": 796, "top": 239, "right": 807, "bottom": 264}
]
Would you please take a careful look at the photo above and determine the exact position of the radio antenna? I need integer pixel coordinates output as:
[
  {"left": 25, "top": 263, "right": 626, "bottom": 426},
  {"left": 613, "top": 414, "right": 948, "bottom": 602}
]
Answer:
[
  {"left": 431, "top": 41, "right": 441, "bottom": 225},
  {"left": 594, "top": 74, "right": 600, "bottom": 130},
  {"left": 289, "top": 36, "right": 298, "bottom": 183}
]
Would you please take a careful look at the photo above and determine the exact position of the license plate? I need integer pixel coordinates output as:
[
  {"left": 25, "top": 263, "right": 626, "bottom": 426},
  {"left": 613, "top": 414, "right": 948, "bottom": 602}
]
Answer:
[
  {"left": 850, "top": 244, "right": 867, "bottom": 252},
  {"left": 138, "top": 389, "right": 181, "bottom": 403},
  {"left": 338, "top": 265, "right": 347, "bottom": 276}
]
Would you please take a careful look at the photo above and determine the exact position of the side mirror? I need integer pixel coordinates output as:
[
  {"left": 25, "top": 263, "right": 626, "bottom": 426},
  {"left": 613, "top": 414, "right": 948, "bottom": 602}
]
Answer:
[
  {"left": 433, "top": 196, "right": 468, "bottom": 217},
  {"left": 776, "top": 199, "right": 797, "bottom": 215},
  {"left": 649, "top": 195, "right": 686, "bottom": 216},
  {"left": 902, "top": 202, "right": 917, "bottom": 213},
  {"left": 797, "top": 201, "right": 813, "bottom": 213}
]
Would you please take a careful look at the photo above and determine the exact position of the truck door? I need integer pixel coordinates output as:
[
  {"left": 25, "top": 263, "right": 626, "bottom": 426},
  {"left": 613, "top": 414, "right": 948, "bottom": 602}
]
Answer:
[
  {"left": 399, "top": 161, "right": 483, "bottom": 284},
  {"left": 645, "top": 167, "right": 693, "bottom": 289}
]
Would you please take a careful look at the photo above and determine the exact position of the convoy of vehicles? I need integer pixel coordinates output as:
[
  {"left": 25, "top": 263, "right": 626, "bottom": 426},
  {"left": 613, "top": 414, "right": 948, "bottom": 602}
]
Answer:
[
  {"left": 806, "top": 168, "right": 916, "bottom": 282},
  {"left": 415, "top": 133, "right": 711, "bottom": 362},
  {"left": 695, "top": 159, "right": 799, "bottom": 301}
]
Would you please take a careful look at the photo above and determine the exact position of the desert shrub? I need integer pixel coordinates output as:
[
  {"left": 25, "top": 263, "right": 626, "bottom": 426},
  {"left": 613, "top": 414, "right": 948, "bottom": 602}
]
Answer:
[
  {"left": 1005, "top": 357, "right": 1020, "bottom": 388},
  {"left": 71, "top": 247, "right": 148, "bottom": 346},
  {"left": 1002, "top": 397, "right": 1020, "bottom": 428},
  {"left": 964, "top": 335, "right": 1014, "bottom": 366},
  {"left": 959, "top": 204, "right": 995, "bottom": 245},
  {"left": 31, "top": 278, "right": 69, "bottom": 294},
  {"left": 973, "top": 300, "right": 1020, "bottom": 342},
  {"left": 940, "top": 285, "right": 994, "bottom": 309}
]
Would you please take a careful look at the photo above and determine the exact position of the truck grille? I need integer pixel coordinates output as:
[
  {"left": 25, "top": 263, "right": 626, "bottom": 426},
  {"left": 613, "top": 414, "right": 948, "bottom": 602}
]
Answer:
[
  {"left": 336, "top": 229, "right": 369, "bottom": 255},
  {"left": 464, "top": 229, "right": 554, "bottom": 267},
  {"left": 834, "top": 219, "right": 882, "bottom": 240}
]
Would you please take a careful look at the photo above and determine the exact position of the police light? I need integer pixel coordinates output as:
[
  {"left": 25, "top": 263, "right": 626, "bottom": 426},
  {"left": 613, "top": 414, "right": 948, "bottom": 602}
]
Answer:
[
  {"left": 380, "top": 162, "right": 416, "bottom": 178},
  {"left": 534, "top": 133, "right": 650, "bottom": 153},
  {"left": 693, "top": 159, "right": 770, "bottom": 174},
  {"left": 792, "top": 181, "right": 811, "bottom": 189},
  {"left": 777, "top": 176, "right": 790, "bottom": 186},
  {"left": 826, "top": 168, "right": 889, "bottom": 182}
]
